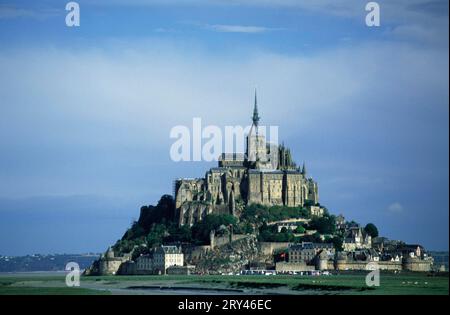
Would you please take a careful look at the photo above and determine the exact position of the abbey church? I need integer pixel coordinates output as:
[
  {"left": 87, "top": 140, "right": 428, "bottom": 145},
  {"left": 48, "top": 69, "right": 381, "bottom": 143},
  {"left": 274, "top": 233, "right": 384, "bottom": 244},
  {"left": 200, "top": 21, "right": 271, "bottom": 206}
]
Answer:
[{"left": 175, "top": 92, "right": 323, "bottom": 226}]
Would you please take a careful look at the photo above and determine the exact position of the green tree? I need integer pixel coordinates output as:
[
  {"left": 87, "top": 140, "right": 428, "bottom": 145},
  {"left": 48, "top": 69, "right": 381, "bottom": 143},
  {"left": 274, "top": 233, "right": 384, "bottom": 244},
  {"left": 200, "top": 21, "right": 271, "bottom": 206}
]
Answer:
[
  {"left": 364, "top": 223, "right": 379, "bottom": 238},
  {"left": 241, "top": 204, "right": 310, "bottom": 224},
  {"left": 131, "top": 245, "right": 150, "bottom": 261},
  {"left": 165, "top": 223, "right": 192, "bottom": 243},
  {"left": 295, "top": 225, "right": 306, "bottom": 234},
  {"left": 331, "top": 236, "right": 344, "bottom": 251},
  {"left": 241, "top": 222, "right": 254, "bottom": 234},
  {"left": 122, "top": 221, "right": 146, "bottom": 241},
  {"left": 309, "top": 214, "right": 336, "bottom": 234},
  {"left": 257, "top": 223, "right": 280, "bottom": 242},
  {"left": 146, "top": 224, "right": 166, "bottom": 247}
]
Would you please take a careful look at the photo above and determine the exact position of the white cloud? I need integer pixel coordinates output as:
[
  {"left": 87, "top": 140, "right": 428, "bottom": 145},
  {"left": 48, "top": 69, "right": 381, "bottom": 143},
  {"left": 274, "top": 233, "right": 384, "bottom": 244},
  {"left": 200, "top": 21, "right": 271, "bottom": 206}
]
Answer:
[
  {"left": 388, "top": 202, "right": 404, "bottom": 213},
  {"left": 88, "top": 0, "right": 448, "bottom": 48},
  {"left": 0, "top": 37, "right": 447, "bottom": 198},
  {"left": 0, "top": 39, "right": 447, "bottom": 146},
  {"left": 388, "top": 23, "right": 449, "bottom": 46},
  {"left": 0, "top": 5, "right": 61, "bottom": 20},
  {"left": 206, "top": 24, "right": 282, "bottom": 33}
]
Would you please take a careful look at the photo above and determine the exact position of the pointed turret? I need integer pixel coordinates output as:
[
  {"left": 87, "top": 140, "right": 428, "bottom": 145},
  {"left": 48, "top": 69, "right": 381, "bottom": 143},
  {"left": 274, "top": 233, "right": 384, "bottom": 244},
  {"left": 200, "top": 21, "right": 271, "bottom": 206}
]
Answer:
[
  {"left": 252, "top": 89, "right": 260, "bottom": 127},
  {"left": 302, "top": 162, "right": 307, "bottom": 176}
]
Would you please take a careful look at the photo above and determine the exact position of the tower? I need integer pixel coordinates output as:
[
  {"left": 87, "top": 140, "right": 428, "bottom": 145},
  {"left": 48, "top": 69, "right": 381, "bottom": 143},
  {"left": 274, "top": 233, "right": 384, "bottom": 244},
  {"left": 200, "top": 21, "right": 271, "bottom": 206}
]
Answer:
[
  {"left": 252, "top": 89, "right": 260, "bottom": 127},
  {"left": 246, "top": 89, "right": 266, "bottom": 164},
  {"left": 252, "top": 89, "right": 261, "bottom": 163}
]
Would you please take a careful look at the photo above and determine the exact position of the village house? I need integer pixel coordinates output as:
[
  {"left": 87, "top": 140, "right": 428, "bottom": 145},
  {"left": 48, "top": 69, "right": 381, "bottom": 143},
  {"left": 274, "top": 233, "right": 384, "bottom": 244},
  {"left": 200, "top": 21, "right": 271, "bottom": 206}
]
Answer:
[
  {"left": 288, "top": 242, "right": 335, "bottom": 264},
  {"left": 135, "top": 254, "right": 153, "bottom": 274},
  {"left": 342, "top": 226, "right": 372, "bottom": 251},
  {"left": 153, "top": 245, "right": 184, "bottom": 274}
]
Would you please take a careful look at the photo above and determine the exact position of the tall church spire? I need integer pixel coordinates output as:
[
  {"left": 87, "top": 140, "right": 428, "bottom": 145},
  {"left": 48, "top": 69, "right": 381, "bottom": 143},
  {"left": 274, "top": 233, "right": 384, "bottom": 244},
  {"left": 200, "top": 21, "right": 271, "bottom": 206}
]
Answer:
[{"left": 252, "top": 89, "right": 260, "bottom": 127}]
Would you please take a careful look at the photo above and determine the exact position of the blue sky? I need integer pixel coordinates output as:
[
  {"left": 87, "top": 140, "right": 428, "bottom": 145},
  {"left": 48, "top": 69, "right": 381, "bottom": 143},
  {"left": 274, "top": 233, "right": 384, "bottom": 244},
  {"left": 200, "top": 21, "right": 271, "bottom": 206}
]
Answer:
[{"left": 0, "top": 0, "right": 448, "bottom": 255}]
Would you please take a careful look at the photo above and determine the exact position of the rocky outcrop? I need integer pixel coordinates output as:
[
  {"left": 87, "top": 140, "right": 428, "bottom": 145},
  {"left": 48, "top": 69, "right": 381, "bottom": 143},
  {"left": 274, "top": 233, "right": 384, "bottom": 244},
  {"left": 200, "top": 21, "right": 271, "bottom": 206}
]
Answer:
[{"left": 193, "top": 235, "right": 268, "bottom": 274}]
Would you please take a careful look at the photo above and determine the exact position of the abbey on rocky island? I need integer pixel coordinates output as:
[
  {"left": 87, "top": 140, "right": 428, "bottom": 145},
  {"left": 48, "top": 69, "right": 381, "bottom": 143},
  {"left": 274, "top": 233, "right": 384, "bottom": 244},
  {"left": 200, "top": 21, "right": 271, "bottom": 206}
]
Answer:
[
  {"left": 174, "top": 92, "right": 323, "bottom": 226},
  {"left": 86, "top": 92, "right": 436, "bottom": 277}
]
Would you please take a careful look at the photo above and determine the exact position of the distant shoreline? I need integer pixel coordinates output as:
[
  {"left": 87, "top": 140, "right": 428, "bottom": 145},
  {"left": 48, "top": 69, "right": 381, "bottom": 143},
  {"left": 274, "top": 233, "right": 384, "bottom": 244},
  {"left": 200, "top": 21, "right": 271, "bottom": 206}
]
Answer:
[{"left": 0, "top": 253, "right": 98, "bottom": 273}]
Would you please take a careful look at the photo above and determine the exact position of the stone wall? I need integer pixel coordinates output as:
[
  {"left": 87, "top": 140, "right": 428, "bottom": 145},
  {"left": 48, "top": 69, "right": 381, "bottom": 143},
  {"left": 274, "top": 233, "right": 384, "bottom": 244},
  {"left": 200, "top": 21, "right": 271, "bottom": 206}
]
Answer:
[
  {"left": 99, "top": 258, "right": 126, "bottom": 275},
  {"left": 403, "top": 258, "right": 433, "bottom": 272},
  {"left": 258, "top": 242, "right": 290, "bottom": 255},
  {"left": 260, "top": 172, "right": 284, "bottom": 205},
  {"left": 267, "top": 218, "right": 310, "bottom": 225},
  {"left": 248, "top": 171, "right": 317, "bottom": 208},
  {"left": 379, "top": 261, "right": 403, "bottom": 271},
  {"left": 284, "top": 172, "right": 304, "bottom": 207},
  {"left": 167, "top": 265, "right": 195, "bottom": 275},
  {"left": 275, "top": 262, "right": 315, "bottom": 272},
  {"left": 178, "top": 201, "right": 214, "bottom": 226},
  {"left": 118, "top": 261, "right": 136, "bottom": 275},
  {"left": 336, "top": 260, "right": 402, "bottom": 271},
  {"left": 213, "top": 234, "right": 249, "bottom": 248},
  {"left": 327, "top": 261, "right": 335, "bottom": 270}
]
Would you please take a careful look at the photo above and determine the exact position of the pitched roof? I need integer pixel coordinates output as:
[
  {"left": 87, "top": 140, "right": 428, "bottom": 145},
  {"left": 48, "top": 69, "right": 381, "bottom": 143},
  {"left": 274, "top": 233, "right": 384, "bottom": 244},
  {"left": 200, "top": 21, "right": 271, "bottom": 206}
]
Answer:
[
  {"left": 155, "top": 245, "right": 182, "bottom": 254},
  {"left": 289, "top": 242, "right": 334, "bottom": 251}
]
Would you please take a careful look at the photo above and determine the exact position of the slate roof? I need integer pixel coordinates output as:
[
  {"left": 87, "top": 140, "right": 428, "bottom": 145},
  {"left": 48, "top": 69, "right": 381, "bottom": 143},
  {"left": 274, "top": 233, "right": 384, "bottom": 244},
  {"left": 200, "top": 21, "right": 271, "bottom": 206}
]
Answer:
[
  {"left": 289, "top": 242, "right": 334, "bottom": 251},
  {"left": 155, "top": 245, "right": 182, "bottom": 254}
]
